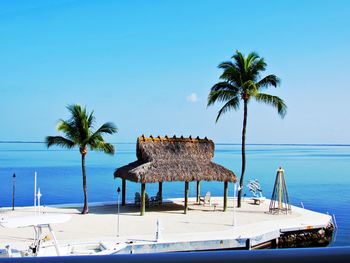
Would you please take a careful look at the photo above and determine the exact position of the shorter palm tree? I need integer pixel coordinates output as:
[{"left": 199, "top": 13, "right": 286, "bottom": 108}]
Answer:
[{"left": 46, "top": 104, "right": 117, "bottom": 214}]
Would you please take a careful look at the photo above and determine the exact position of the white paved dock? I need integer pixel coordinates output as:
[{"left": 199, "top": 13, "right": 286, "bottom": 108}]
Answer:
[{"left": 0, "top": 197, "right": 332, "bottom": 251}]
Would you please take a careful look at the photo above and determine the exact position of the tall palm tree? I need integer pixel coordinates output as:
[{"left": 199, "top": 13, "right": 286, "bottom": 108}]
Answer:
[
  {"left": 207, "top": 50, "right": 287, "bottom": 208},
  {"left": 46, "top": 104, "right": 117, "bottom": 214}
]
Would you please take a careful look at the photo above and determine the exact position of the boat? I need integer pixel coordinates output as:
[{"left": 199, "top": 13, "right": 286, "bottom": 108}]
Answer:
[{"left": 0, "top": 214, "right": 125, "bottom": 257}]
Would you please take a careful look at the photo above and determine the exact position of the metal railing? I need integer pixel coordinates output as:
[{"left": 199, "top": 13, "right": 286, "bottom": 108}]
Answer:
[{"left": 0, "top": 247, "right": 349, "bottom": 263}]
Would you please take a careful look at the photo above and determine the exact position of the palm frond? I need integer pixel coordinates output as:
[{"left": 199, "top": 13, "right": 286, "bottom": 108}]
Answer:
[
  {"left": 256, "top": 74, "right": 280, "bottom": 90},
  {"left": 242, "top": 80, "right": 257, "bottom": 94},
  {"left": 87, "top": 111, "right": 95, "bottom": 128},
  {"left": 254, "top": 93, "right": 287, "bottom": 118},
  {"left": 91, "top": 141, "right": 115, "bottom": 155},
  {"left": 45, "top": 136, "right": 75, "bottom": 149},
  {"left": 67, "top": 104, "right": 85, "bottom": 124},
  {"left": 218, "top": 61, "right": 235, "bottom": 70},
  {"left": 209, "top": 82, "right": 237, "bottom": 92},
  {"left": 57, "top": 120, "right": 79, "bottom": 142},
  {"left": 67, "top": 104, "right": 90, "bottom": 142},
  {"left": 207, "top": 88, "right": 240, "bottom": 107},
  {"left": 208, "top": 51, "right": 286, "bottom": 121},
  {"left": 215, "top": 98, "right": 240, "bottom": 123},
  {"left": 49, "top": 104, "right": 117, "bottom": 150},
  {"left": 232, "top": 50, "right": 246, "bottom": 74},
  {"left": 219, "top": 66, "right": 242, "bottom": 85},
  {"left": 248, "top": 57, "right": 266, "bottom": 80},
  {"left": 245, "top": 52, "right": 260, "bottom": 71},
  {"left": 87, "top": 122, "right": 117, "bottom": 146},
  {"left": 95, "top": 122, "right": 118, "bottom": 135}
]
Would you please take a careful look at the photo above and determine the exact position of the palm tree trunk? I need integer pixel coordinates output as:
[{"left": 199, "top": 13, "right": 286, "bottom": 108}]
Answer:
[
  {"left": 81, "top": 153, "right": 89, "bottom": 214},
  {"left": 237, "top": 99, "right": 248, "bottom": 208}
]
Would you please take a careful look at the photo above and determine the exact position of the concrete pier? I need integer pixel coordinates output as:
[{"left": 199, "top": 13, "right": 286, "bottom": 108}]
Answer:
[{"left": 0, "top": 197, "right": 333, "bottom": 253}]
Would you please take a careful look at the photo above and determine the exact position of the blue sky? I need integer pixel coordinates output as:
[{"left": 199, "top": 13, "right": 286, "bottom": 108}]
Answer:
[{"left": 0, "top": 0, "right": 349, "bottom": 144}]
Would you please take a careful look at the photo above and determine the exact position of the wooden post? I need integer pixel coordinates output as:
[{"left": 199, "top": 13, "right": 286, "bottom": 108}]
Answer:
[
  {"left": 141, "top": 183, "right": 146, "bottom": 216},
  {"left": 224, "top": 181, "right": 228, "bottom": 212},
  {"left": 158, "top": 182, "right": 163, "bottom": 205},
  {"left": 184, "top": 182, "right": 189, "bottom": 214},
  {"left": 196, "top": 181, "right": 200, "bottom": 203},
  {"left": 122, "top": 179, "right": 126, "bottom": 206}
]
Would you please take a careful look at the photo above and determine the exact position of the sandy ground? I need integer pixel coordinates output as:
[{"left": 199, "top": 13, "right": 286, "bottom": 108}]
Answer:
[{"left": 0, "top": 197, "right": 331, "bottom": 250}]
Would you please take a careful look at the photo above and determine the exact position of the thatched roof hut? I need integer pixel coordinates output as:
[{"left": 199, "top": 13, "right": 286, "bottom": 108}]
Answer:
[
  {"left": 114, "top": 135, "right": 237, "bottom": 216},
  {"left": 114, "top": 135, "right": 237, "bottom": 183}
]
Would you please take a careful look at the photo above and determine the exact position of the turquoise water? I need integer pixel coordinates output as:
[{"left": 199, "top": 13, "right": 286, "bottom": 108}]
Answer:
[{"left": 0, "top": 143, "right": 349, "bottom": 246}]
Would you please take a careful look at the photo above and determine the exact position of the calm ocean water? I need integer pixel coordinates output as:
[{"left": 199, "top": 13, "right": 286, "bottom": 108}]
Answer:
[{"left": 0, "top": 142, "right": 349, "bottom": 246}]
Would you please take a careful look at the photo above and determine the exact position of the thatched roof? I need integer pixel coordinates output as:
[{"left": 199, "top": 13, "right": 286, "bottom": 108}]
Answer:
[{"left": 114, "top": 135, "right": 237, "bottom": 183}]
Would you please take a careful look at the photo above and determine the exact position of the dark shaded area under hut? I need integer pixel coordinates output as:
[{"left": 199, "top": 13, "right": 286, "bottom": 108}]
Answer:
[{"left": 114, "top": 135, "right": 237, "bottom": 215}]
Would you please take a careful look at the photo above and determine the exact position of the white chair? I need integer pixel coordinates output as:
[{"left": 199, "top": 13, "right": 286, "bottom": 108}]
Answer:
[
  {"left": 199, "top": 191, "right": 211, "bottom": 205},
  {"left": 247, "top": 180, "right": 266, "bottom": 205}
]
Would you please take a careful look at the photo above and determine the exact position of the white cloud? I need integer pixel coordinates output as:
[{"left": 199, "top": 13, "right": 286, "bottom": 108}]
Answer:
[{"left": 186, "top": 93, "right": 199, "bottom": 103}]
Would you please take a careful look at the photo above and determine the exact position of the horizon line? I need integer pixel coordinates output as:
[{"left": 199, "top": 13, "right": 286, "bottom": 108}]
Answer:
[{"left": 0, "top": 141, "right": 349, "bottom": 147}]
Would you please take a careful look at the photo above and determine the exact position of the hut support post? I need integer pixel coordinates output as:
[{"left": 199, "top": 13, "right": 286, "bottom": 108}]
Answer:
[
  {"left": 196, "top": 181, "right": 200, "bottom": 203},
  {"left": 122, "top": 179, "right": 126, "bottom": 206},
  {"left": 141, "top": 183, "right": 146, "bottom": 216},
  {"left": 224, "top": 181, "right": 228, "bottom": 212},
  {"left": 158, "top": 182, "right": 163, "bottom": 205},
  {"left": 184, "top": 182, "right": 189, "bottom": 214}
]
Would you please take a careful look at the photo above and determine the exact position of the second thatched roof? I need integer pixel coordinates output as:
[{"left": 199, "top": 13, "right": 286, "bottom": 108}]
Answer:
[{"left": 114, "top": 135, "right": 237, "bottom": 183}]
